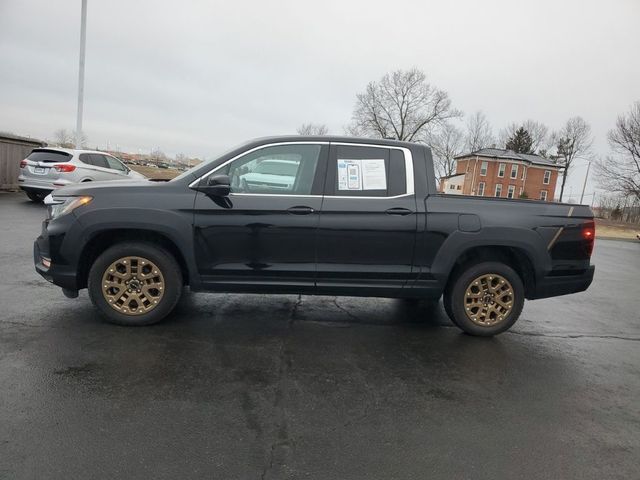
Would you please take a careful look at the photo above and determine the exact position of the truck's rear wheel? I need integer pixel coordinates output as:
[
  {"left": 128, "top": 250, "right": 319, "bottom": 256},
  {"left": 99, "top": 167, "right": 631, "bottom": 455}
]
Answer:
[
  {"left": 88, "top": 242, "right": 182, "bottom": 326},
  {"left": 444, "top": 261, "right": 524, "bottom": 336}
]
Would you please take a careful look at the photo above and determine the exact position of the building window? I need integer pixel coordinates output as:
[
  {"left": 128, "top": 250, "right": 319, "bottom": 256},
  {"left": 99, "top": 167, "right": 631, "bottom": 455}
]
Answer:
[
  {"left": 457, "top": 185, "right": 461, "bottom": 190},
  {"left": 519, "top": 186, "right": 524, "bottom": 196},
  {"left": 540, "top": 190, "right": 548, "bottom": 201},
  {"left": 480, "top": 161, "right": 488, "bottom": 176},
  {"left": 495, "top": 184, "right": 502, "bottom": 197},
  {"left": 478, "top": 182, "right": 485, "bottom": 196},
  {"left": 543, "top": 170, "right": 551, "bottom": 185},
  {"left": 498, "top": 163, "right": 506, "bottom": 178},
  {"left": 507, "top": 185, "right": 515, "bottom": 199},
  {"left": 449, "top": 184, "right": 456, "bottom": 190},
  {"left": 521, "top": 166, "right": 526, "bottom": 180},
  {"left": 510, "top": 164, "right": 518, "bottom": 179}
]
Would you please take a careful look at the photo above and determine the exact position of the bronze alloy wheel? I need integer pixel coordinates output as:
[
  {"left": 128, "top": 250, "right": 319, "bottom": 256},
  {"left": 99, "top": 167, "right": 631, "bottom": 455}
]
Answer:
[
  {"left": 101, "top": 256, "right": 165, "bottom": 316},
  {"left": 463, "top": 273, "right": 514, "bottom": 326}
]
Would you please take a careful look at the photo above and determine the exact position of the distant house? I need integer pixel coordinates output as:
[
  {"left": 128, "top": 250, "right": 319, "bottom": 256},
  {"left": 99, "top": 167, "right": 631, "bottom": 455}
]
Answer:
[
  {"left": 439, "top": 173, "right": 465, "bottom": 195},
  {"left": 439, "top": 148, "right": 560, "bottom": 201}
]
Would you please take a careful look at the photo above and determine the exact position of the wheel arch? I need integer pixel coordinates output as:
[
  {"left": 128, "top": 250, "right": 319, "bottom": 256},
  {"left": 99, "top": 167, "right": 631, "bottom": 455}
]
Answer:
[
  {"left": 443, "top": 244, "right": 537, "bottom": 298},
  {"left": 77, "top": 228, "right": 190, "bottom": 289}
]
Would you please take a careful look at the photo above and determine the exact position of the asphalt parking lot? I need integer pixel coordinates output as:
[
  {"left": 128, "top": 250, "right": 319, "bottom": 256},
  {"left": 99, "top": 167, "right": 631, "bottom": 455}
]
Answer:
[{"left": 1, "top": 191, "right": 638, "bottom": 479}]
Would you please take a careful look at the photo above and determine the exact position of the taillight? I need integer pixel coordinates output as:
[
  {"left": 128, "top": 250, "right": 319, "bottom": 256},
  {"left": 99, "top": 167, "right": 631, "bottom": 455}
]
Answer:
[
  {"left": 53, "top": 164, "right": 76, "bottom": 173},
  {"left": 583, "top": 221, "right": 595, "bottom": 256},
  {"left": 20, "top": 160, "right": 27, "bottom": 168}
]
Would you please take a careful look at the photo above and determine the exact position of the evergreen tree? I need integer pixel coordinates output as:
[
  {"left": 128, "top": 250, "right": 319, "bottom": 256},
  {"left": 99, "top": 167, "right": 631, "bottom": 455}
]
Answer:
[{"left": 505, "top": 127, "right": 534, "bottom": 154}]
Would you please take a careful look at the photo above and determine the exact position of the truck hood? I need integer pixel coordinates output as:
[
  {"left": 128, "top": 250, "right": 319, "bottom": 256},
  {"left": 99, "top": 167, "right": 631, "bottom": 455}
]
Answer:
[{"left": 52, "top": 179, "right": 160, "bottom": 197}]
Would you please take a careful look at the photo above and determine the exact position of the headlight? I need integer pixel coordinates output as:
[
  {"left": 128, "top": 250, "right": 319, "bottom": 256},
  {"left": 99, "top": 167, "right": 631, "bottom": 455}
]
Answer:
[{"left": 45, "top": 195, "right": 92, "bottom": 219}]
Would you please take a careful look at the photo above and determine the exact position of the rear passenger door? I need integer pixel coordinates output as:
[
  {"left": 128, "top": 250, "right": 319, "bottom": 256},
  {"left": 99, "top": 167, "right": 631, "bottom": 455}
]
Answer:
[
  {"left": 315, "top": 143, "right": 418, "bottom": 296},
  {"left": 90, "top": 154, "right": 122, "bottom": 180},
  {"left": 78, "top": 154, "right": 113, "bottom": 181}
]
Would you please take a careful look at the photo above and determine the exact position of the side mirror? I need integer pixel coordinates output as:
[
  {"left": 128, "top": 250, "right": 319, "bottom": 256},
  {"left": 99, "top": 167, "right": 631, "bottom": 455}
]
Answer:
[{"left": 202, "top": 174, "right": 231, "bottom": 197}]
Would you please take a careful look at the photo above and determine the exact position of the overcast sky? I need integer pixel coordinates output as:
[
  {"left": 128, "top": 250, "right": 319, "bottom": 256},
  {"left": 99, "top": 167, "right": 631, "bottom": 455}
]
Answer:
[{"left": 1, "top": 0, "right": 639, "bottom": 200}]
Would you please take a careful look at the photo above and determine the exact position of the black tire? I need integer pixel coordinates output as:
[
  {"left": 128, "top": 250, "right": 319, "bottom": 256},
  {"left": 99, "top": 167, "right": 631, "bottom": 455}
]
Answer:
[
  {"left": 26, "top": 190, "right": 47, "bottom": 203},
  {"left": 444, "top": 261, "right": 524, "bottom": 336},
  {"left": 88, "top": 242, "right": 183, "bottom": 326}
]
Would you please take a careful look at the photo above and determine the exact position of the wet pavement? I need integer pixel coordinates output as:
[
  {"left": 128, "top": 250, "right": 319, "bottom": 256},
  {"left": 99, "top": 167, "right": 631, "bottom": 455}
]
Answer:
[{"left": 1, "top": 191, "right": 639, "bottom": 479}]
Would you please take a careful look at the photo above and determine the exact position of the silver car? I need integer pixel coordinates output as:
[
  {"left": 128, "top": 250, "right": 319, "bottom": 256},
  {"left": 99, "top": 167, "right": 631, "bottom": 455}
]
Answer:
[{"left": 18, "top": 147, "right": 146, "bottom": 202}]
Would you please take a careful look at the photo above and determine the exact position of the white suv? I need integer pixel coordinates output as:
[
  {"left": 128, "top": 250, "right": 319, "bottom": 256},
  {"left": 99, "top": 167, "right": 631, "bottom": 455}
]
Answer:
[{"left": 18, "top": 147, "right": 146, "bottom": 202}]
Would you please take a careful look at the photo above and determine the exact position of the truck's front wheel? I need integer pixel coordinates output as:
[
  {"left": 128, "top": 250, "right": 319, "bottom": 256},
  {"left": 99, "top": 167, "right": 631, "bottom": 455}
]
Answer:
[
  {"left": 444, "top": 262, "right": 524, "bottom": 336},
  {"left": 88, "top": 242, "right": 183, "bottom": 326}
]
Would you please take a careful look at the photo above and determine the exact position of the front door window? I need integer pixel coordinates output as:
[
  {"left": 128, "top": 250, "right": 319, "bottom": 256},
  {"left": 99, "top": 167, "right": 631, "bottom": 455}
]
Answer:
[{"left": 222, "top": 144, "right": 322, "bottom": 195}]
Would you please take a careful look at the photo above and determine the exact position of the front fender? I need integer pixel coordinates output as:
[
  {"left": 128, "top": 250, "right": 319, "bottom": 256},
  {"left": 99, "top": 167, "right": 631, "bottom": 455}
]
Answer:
[{"left": 66, "top": 207, "right": 198, "bottom": 286}]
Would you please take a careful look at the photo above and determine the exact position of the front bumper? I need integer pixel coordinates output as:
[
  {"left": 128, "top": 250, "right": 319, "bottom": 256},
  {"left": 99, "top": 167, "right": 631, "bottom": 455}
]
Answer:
[
  {"left": 528, "top": 265, "right": 595, "bottom": 300},
  {"left": 33, "top": 218, "right": 81, "bottom": 291}
]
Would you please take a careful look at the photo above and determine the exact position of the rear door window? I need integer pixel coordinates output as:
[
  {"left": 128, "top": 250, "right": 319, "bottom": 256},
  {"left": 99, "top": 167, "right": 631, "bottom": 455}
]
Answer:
[
  {"left": 90, "top": 154, "right": 109, "bottom": 168},
  {"left": 327, "top": 145, "right": 390, "bottom": 197},
  {"left": 324, "top": 145, "right": 411, "bottom": 197},
  {"left": 27, "top": 150, "right": 72, "bottom": 163}
]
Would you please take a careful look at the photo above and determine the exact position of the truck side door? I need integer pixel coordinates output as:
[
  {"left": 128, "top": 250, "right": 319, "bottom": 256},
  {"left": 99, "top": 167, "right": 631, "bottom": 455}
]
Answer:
[
  {"left": 316, "top": 143, "right": 418, "bottom": 296},
  {"left": 192, "top": 142, "right": 328, "bottom": 292}
]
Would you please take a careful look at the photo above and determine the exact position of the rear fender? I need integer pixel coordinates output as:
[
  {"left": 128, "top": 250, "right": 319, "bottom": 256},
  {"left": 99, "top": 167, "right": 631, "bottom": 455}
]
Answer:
[{"left": 430, "top": 227, "right": 548, "bottom": 285}]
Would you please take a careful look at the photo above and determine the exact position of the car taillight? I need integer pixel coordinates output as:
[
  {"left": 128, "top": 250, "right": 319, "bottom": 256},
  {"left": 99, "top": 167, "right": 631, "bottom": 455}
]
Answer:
[
  {"left": 583, "top": 222, "right": 595, "bottom": 256},
  {"left": 54, "top": 164, "right": 76, "bottom": 173},
  {"left": 20, "top": 160, "right": 27, "bottom": 168}
]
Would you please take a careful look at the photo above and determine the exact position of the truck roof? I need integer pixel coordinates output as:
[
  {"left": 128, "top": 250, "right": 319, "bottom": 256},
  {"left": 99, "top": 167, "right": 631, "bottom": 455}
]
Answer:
[{"left": 251, "top": 135, "right": 420, "bottom": 150}]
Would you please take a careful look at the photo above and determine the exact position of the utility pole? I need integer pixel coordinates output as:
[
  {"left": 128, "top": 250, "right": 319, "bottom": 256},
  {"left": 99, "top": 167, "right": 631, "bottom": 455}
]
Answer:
[
  {"left": 75, "top": 0, "right": 88, "bottom": 148},
  {"left": 579, "top": 160, "right": 592, "bottom": 204}
]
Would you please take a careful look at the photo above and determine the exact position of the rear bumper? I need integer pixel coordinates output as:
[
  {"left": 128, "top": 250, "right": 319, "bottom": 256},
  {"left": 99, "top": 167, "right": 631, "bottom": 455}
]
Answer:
[
  {"left": 18, "top": 174, "right": 57, "bottom": 191},
  {"left": 528, "top": 265, "right": 595, "bottom": 300}
]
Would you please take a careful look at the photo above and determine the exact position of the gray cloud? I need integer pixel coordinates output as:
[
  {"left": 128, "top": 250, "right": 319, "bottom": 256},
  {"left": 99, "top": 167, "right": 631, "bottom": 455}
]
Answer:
[{"left": 1, "top": 0, "right": 639, "bottom": 197}]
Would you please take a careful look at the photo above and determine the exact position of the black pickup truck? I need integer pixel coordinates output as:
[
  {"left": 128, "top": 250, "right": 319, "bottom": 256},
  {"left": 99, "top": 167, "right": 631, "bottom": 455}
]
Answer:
[{"left": 34, "top": 136, "right": 595, "bottom": 336}]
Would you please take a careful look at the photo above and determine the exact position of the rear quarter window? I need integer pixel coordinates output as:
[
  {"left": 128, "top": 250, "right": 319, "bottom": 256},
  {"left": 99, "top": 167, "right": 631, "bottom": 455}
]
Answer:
[{"left": 27, "top": 150, "right": 72, "bottom": 163}]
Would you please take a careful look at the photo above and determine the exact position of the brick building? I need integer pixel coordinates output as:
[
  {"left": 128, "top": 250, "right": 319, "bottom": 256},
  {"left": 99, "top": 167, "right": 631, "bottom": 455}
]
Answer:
[{"left": 444, "top": 148, "right": 560, "bottom": 201}]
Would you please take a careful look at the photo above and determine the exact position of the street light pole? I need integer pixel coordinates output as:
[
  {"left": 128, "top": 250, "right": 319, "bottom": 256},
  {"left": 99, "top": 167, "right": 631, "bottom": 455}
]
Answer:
[
  {"left": 75, "top": 0, "right": 88, "bottom": 148},
  {"left": 579, "top": 159, "right": 592, "bottom": 204}
]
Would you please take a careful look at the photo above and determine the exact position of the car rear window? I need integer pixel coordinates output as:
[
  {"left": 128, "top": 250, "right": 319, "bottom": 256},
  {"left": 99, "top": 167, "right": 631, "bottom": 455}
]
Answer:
[{"left": 27, "top": 150, "right": 72, "bottom": 163}]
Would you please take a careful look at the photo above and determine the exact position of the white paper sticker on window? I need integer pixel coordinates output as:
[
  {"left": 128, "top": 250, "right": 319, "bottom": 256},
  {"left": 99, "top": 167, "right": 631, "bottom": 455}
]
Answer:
[{"left": 337, "top": 159, "right": 386, "bottom": 190}]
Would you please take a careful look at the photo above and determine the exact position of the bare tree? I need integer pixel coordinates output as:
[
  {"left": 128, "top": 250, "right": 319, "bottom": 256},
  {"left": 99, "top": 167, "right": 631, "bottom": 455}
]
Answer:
[
  {"left": 52, "top": 128, "right": 87, "bottom": 148},
  {"left": 464, "top": 111, "right": 495, "bottom": 152},
  {"left": 426, "top": 122, "right": 465, "bottom": 179},
  {"left": 53, "top": 128, "right": 75, "bottom": 148},
  {"left": 596, "top": 101, "right": 640, "bottom": 202},
  {"left": 297, "top": 123, "right": 329, "bottom": 135},
  {"left": 347, "top": 68, "right": 461, "bottom": 141},
  {"left": 150, "top": 149, "right": 167, "bottom": 164},
  {"left": 498, "top": 120, "right": 549, "bottom": 153},
  {"left": 553, "top": 116, "right": 593, "bottom": 202}
]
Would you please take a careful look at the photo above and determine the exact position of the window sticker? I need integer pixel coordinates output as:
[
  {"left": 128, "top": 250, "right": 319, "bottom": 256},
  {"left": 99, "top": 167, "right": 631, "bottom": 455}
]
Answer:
[{"left": 337, "top": 159, "right": 386, "bottom": 190}]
